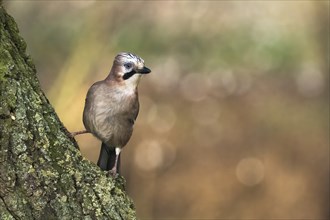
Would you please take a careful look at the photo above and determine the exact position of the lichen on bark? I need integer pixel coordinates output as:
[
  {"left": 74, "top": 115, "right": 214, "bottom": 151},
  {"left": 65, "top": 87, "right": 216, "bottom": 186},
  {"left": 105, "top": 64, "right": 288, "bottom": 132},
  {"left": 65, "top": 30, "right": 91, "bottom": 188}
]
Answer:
[{"left": 0, "top": 5, "right": 136, "bottom": 220}]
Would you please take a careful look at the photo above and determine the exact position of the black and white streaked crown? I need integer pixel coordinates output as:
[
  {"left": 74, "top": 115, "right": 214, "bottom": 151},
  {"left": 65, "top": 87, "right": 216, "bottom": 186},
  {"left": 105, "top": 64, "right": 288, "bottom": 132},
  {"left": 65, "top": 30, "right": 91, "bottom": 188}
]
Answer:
[{"left": 115, "top": 52, "right": 144, "bottom": 64}]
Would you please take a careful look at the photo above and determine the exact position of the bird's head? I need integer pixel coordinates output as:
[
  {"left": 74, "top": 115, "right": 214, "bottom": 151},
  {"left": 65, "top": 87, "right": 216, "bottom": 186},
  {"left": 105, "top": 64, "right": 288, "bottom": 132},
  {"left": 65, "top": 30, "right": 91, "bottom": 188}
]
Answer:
[{"left": 108, "top": 52, "right": 151, "bottom": 85}]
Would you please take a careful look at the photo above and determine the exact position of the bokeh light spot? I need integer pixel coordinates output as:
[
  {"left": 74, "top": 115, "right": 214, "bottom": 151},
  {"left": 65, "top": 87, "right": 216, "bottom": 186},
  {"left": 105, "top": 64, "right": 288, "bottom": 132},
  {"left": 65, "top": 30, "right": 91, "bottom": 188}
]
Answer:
[
  {"left": 295, "top": 65, "right": 324, "bottom": 97},
  {"left": 236, "top": 157, "right": 265, "bottom": 186},
  {"left": 221, "top": 71, "right": 237, "bottom": 95},
  {"left": 180, "top": 73, "right": 209, "bottom": 102},
  {"left": 148, "top": 58, "right": 181, "bottom": 92},
  {"left": 190, "top": 97, "right": 221, "bottom": 126},
  {"left": 134, "top": 140, "right": 164, "bottom": 172},
  {"left": 147, "top": 104, "right": 176, "bottom": 133},
  {"left": 134, "top": 140, "right": 176, "bottom": 172}
]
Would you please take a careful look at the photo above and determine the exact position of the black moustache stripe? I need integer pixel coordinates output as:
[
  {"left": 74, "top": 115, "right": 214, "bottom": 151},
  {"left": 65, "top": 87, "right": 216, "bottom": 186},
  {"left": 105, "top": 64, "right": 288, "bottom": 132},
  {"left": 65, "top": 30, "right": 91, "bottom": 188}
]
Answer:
[{"left": 123, "top": 70, "right": 137, "bottom": 80}]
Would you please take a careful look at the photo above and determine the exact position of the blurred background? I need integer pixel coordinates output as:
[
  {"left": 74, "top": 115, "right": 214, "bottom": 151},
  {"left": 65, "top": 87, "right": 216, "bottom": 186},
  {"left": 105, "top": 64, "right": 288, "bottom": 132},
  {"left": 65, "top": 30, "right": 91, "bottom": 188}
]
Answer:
[{"left": 5, "top": 1, "right": 329, "bottom": 219}]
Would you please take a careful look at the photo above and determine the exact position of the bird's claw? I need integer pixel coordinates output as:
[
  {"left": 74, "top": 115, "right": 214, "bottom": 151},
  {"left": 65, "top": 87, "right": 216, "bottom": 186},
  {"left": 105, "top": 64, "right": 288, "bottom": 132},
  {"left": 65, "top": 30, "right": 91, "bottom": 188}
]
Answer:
[{"left": 107, "top": 169, "right": 118, "bottom": 178}]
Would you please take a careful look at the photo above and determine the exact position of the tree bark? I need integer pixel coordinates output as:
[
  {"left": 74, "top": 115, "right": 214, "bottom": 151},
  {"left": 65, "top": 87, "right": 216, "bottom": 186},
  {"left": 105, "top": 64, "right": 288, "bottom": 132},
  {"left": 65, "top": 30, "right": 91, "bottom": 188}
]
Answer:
[{"left": 0, "top": 5, "right": 136, "bottom": 220}]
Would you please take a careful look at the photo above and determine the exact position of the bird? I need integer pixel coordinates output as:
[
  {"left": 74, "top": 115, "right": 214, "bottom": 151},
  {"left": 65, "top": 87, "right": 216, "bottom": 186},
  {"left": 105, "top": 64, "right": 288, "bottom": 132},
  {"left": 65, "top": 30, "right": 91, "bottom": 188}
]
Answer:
[{"left": 82, "top": 52, "right": 151, "bottom": 175}]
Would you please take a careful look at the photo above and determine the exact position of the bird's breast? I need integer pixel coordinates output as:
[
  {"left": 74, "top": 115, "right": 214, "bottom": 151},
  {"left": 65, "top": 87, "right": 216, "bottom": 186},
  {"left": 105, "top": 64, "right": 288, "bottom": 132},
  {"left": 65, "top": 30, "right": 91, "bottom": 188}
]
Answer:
[{"left": 84, "top": 84, "right": 139, "bottom": 146}]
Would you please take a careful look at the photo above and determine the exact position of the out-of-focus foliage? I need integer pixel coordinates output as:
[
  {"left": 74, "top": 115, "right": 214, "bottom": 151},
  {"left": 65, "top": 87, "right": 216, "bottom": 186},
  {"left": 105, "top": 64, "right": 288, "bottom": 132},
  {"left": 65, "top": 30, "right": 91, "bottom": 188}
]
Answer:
[{"left": 6, "top": 1, "right": 329, "bottom": 219}]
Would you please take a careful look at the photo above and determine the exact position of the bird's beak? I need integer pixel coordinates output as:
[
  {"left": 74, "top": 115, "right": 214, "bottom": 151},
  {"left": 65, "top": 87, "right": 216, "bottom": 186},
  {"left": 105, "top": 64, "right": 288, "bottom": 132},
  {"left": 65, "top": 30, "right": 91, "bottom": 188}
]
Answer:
[{"left": 138, "top": 66, "right": 151, "bottom": 74}]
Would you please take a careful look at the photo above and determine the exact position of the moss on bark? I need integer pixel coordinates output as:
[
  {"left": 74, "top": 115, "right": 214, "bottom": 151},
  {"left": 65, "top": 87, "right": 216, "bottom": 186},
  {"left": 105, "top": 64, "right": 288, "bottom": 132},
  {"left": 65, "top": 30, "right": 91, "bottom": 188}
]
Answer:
[{"left": 0, "top": 5, "right": 136, "bottom": 220}]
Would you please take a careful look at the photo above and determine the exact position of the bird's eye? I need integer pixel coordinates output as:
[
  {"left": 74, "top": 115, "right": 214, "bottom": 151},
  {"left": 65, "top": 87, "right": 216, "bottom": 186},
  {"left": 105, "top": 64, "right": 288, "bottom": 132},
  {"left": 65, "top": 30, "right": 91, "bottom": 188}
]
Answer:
[{"left": 124, "top": 63, "right": 133, "bottom": 69}]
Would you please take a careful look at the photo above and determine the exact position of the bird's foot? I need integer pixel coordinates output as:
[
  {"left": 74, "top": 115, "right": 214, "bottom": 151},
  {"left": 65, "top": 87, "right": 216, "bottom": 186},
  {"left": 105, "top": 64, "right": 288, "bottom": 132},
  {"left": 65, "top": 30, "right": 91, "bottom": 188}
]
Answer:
[{"left": 107, "top": 168, "right": 118, "bottom": 178}]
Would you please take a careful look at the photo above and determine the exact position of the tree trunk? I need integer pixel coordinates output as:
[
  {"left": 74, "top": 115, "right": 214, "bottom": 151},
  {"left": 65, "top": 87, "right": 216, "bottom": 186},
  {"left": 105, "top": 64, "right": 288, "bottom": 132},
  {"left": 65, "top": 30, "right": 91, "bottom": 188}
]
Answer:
[{"left": 0, "top": 5, "right": 136, "bottom": 220}]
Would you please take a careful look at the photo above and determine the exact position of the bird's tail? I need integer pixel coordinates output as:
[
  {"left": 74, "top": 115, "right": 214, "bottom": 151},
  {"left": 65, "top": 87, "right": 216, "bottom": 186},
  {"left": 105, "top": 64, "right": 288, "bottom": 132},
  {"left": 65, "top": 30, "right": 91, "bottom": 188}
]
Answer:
[{"left": 97, "top": 142, "right": 120, "bottom": 173}]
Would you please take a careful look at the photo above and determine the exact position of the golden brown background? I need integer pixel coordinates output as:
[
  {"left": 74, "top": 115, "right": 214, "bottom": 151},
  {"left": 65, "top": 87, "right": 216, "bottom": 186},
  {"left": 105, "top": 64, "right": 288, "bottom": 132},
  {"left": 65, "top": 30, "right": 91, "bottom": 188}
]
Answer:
[{"left": 6, "top": 1, "right": 329, "bottom": 219}]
